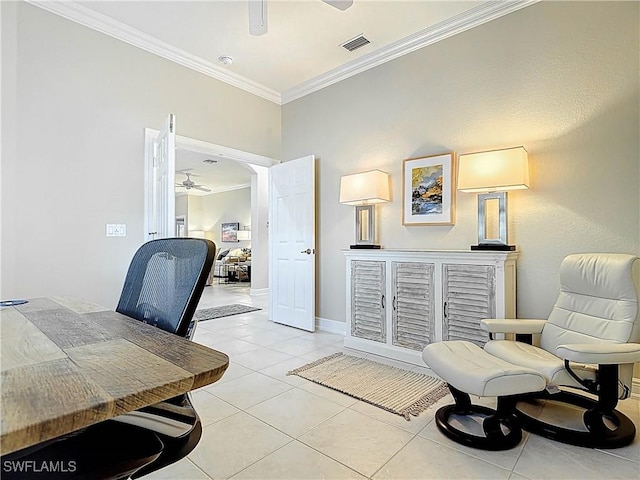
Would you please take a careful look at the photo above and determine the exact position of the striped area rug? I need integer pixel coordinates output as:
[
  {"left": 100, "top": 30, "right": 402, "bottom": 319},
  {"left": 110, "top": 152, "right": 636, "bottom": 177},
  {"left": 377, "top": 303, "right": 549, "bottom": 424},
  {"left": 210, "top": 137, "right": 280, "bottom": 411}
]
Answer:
[
  {"left": 287, "top": 353, "right": 449, "bottom": 420},
  {"left": 194, "top": 304, "right": 261, "bottom": 321}
]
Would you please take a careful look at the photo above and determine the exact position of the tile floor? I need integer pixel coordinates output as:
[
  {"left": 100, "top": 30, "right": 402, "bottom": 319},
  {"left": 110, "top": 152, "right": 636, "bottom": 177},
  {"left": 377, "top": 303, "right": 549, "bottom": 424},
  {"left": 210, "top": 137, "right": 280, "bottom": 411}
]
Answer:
[{"left": 146, "top": 283, "right": 640, "bottom": 480}]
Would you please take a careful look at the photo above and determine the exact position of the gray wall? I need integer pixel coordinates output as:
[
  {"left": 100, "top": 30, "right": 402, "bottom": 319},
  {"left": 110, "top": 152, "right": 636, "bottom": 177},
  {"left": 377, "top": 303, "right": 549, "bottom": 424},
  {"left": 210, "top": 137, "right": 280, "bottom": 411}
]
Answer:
[
  {"left": 2, "top": 1, "right": 639, "bottom": 326},
  {"left": 1, "top": 2, "right": 281, "bottom": 307},
  {"left": 190, "top": 188, "right": 252, "bottom": 251},
  {"left": 282, "top": 1, "right": 640, "bottom": 324}
]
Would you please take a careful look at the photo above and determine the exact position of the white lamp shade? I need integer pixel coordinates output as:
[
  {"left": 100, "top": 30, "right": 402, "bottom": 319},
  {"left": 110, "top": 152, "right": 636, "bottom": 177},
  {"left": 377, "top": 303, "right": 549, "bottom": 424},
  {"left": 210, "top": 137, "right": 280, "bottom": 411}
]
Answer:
[
  {"left": 457, "top": 146, "right": 530, "bottom": 193},
  {"left": 339, "top": 169, "right": 390, "bottom": 205},
  {"left": 237, "top": 230, "right": 251, "bottom": 241}
]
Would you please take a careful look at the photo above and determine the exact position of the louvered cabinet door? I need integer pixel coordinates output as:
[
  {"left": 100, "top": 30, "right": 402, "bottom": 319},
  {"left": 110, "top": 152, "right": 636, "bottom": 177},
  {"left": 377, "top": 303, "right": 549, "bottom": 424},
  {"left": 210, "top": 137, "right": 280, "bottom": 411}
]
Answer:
[
  {"left": 351, "top": 260, "right": 386, "bottom": 342},
  {"left": 442, "top": 264, "right": 495, "bottom": 346},
  {"left": 391, "top": 262, "right": 435, "bottom": 351}
]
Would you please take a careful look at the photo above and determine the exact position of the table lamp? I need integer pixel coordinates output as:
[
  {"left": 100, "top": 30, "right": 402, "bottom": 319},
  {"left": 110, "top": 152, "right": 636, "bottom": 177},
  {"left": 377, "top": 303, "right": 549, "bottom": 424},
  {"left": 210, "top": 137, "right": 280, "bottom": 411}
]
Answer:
[
  {"left": 237, "top": 228, "right": 251, "bottom": 241},
  {"left": 457, "top": 146, "right": 529, "bottom": 251},
  {"left": 340, "top": 169, "right": 390, "bottom": 249}
]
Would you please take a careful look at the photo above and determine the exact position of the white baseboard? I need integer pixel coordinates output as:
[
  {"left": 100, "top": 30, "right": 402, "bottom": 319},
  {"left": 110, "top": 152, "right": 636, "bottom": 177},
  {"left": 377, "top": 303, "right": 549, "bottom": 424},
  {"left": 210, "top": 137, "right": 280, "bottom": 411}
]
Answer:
[
  {"left": 249, "top": 287, "right": 269, "bottom": 296},
  {"left": 315, "top": 317, "right": 346, "bottom": 335}
]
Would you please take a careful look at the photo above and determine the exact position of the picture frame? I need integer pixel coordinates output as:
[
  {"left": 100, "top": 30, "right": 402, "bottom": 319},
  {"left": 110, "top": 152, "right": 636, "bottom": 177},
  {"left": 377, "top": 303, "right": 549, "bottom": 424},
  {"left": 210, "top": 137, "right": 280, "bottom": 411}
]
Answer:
[
  {"left": 402, "top": 152, "right": 456, "bottom": 226},
  {"left": 221, "top": 222, "right": 239, "bottom": 242}
]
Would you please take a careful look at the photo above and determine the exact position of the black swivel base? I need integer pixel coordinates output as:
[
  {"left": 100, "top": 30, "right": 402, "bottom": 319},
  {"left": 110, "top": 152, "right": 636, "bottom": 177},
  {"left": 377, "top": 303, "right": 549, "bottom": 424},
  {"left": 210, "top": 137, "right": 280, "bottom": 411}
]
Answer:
[
  {"left": 435, "top": 385, "right": 523, "bottom": 451},
  {"left": 514, "top": 389, "right": 636, "bottom": 449}
]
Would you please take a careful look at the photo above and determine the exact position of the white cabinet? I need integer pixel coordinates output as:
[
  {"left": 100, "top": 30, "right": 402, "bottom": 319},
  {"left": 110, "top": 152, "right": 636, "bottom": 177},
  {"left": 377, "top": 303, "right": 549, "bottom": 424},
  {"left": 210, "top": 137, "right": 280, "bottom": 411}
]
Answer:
[{"left": 344, "top": 250, "right": 517, "bottom": 366}]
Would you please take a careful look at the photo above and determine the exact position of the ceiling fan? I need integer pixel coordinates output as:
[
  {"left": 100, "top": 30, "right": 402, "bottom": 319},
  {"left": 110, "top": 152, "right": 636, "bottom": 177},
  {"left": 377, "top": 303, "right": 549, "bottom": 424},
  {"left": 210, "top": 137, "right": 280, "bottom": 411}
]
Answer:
[
  {"left": 175, "top": 171, "right": 211, "bottom": 192},
  {"left": 248, "top": 0, "right": 353, "bottom": 36}
]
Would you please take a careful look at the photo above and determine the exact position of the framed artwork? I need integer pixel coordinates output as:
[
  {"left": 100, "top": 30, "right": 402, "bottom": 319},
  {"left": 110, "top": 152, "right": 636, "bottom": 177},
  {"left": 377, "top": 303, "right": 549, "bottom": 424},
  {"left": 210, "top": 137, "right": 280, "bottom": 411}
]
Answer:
[
  {"left": 402, "top": 152, "right": 456, "bottom": 226},
  {"left": 221, "top": 222, "right": 239, "bottom": 242}
]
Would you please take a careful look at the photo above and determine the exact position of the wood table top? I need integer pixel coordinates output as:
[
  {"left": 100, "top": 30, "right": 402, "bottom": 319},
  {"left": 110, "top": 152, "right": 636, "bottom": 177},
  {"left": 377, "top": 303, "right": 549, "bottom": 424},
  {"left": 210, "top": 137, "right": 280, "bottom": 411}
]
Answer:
[{"left": 0, "top": 297, "right": 229, "bottom": 455}]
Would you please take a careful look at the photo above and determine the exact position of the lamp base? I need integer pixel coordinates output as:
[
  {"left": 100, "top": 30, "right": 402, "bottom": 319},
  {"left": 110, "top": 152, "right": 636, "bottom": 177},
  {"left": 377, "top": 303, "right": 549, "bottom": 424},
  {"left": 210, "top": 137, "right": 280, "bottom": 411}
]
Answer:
[
  {"left": 471, "top": 244, "right": 516, "bottom": 251},
  {"left": 350, "top": 244, "right": 381, "bottom": 249}
]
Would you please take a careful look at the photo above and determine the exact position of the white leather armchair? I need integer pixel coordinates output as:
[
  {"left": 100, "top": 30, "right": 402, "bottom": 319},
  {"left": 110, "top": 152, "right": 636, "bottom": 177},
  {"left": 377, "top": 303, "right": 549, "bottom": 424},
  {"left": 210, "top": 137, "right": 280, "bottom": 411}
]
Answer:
[{"left": 423, "top": 253, "right": 640, "bottom": 450}]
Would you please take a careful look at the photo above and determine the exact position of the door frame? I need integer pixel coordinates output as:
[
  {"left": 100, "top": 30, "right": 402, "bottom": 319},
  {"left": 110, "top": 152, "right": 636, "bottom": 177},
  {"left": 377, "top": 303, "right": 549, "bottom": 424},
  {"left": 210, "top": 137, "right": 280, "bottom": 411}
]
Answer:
[{"left": 144, "top": 129, "right": 278, "bottom": 295}]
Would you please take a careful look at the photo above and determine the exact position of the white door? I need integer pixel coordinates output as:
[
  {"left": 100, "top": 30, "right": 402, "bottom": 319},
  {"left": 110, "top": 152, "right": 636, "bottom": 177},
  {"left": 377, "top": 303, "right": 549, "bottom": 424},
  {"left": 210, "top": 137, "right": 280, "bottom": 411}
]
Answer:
[
  {"left": 147, "top": 114, "right": 176, "bottom": 240},
  {"left": 269, "top": 155, "right": 316, "bottom": 331}
]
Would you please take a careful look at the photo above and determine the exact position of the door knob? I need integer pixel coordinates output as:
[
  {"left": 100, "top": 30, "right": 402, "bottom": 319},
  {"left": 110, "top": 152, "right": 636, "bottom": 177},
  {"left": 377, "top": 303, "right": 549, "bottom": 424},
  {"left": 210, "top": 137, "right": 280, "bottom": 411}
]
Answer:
[{"left": 300, "top": 248, "right": 313, "bottom": 254}]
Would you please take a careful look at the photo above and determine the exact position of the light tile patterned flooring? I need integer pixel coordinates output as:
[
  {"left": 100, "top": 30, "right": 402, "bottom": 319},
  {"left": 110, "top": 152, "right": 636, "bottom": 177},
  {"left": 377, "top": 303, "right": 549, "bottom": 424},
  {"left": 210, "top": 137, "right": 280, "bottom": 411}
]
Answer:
[{"left": 146, "top": 284, "right": 640, "bottom": 480}]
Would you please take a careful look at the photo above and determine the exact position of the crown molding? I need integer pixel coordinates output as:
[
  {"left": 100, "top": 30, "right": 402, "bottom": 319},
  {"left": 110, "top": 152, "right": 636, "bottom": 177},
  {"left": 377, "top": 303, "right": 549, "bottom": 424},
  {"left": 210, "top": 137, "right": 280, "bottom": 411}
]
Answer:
[
  {"left": 207, "top": 183, "right": 252, "bottom": 195},
  {"left": 27, "top": 0, "right": 538, "bottom": 106},
  {"left": 281, "top": 0, "right": 539, "bottom": 104},
  {"left": 175, "top": 182, "right": 250, "bottom": 196},
  {"left": 25, "top": 0, "right": 282, "bottom": 104}
]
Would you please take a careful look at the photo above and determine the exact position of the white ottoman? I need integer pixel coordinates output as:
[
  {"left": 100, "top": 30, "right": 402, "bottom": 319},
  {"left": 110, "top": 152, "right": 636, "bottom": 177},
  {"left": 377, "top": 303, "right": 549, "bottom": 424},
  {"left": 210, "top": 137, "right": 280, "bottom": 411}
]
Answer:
[{"left": 423, "top": 341, "right": 546, "bottom": 450}]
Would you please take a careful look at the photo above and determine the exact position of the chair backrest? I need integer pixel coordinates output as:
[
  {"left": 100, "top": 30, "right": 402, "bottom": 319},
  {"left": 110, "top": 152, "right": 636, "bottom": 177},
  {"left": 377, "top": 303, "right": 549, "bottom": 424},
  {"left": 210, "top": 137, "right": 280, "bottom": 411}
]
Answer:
[
  {"left": 116, "top": 238, "right": 216, "bottom": 338},
  {"left": 541, "top": 253, "right": 640, "bottom": 354}
]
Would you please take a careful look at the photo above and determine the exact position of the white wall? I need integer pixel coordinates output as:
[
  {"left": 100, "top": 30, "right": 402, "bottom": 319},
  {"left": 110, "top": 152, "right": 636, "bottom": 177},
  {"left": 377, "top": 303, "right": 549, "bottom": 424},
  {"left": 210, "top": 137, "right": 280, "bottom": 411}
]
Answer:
[
  {"left": 2, "top": 1, "right": 638, "bottom": 326},
  {"left": 1, "top": 2, "right": 281, "bottom": 307},
  {"left": 282, "top": 1, "right": 640, "bottom": 324}
]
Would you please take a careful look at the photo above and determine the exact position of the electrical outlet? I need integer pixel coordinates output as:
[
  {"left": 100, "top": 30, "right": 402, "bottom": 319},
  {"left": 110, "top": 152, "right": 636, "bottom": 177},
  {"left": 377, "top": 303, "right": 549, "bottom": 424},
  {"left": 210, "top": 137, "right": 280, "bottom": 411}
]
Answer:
[{"left": 106, "top": 224, "right": 126, "bottom": 237}]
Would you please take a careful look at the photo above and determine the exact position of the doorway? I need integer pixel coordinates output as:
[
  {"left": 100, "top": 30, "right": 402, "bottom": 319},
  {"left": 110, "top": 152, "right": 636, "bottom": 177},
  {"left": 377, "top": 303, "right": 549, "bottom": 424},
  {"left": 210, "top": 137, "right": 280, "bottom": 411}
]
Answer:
[{"left": 144, "top": 128, "right": 278, "bottom": 295}]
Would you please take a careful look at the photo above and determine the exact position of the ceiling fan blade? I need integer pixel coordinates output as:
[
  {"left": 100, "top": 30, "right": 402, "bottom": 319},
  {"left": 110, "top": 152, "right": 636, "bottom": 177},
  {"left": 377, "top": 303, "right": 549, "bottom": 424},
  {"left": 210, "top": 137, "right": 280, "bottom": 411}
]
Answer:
[
  {"left": 248, "top": 0, "right": 267, "bottom": 36},
  {"left": 322, "top": 0, "right": 353, "bottom": 11},
  {"left": 194, "top": 185, "right": 211, "bottom": 192}
]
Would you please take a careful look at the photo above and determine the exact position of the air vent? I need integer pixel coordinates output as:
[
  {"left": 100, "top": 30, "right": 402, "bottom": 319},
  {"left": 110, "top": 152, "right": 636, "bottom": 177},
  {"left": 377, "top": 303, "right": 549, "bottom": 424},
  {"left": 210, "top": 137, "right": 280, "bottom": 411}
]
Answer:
[{"left": 341, "top": 35, "right": 370, "bottom": 52}]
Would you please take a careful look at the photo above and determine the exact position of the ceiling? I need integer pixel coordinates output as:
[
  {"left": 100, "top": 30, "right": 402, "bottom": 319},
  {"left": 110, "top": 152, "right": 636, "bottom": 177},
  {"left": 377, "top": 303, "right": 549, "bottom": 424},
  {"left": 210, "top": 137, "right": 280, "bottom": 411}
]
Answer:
[
  {"left": 29, "top": 0, "right": 536, "bottom": 194},
  {"left": 175, "top": 148, "right": 253, "bottom": 196},
  {"left": 33, "top": 0, "right": 536, "bottom": 104}
]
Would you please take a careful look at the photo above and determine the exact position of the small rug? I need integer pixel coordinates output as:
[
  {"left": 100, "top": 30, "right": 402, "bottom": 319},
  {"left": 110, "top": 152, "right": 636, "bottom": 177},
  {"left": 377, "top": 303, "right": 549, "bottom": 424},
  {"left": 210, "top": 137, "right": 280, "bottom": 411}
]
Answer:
[
  {"left": 287, "top": 353, "right": 449, "bottom": 420},
  {"left": 195, "top": 304, "right": 261, "bottom": 321}
]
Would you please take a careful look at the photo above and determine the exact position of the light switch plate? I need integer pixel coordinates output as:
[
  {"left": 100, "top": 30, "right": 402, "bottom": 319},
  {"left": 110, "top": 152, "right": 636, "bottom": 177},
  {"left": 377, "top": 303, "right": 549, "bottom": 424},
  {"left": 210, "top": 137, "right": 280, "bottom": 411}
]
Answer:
[{"left": 106, "top": 224, "right": 126, "bottom": 237}]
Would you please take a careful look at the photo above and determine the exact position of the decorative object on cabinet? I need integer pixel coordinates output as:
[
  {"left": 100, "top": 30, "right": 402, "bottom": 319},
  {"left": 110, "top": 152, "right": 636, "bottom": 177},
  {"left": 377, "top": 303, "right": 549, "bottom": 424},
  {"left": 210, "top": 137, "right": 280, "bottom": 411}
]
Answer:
[
  {"left": 344, "top": 249, "right": 517, "bottom": 366},
  {"left": 402, "top": 152, "right": 456, "bottom": 226},
  {"left": 339, "top": 169, "right": 390, "bottom": 249},
  {"left": 221, "top": 222, "right": 239, "bottom": 242},
  {"left": 457, "top": 146, "right": 529, "bottom": 251}
]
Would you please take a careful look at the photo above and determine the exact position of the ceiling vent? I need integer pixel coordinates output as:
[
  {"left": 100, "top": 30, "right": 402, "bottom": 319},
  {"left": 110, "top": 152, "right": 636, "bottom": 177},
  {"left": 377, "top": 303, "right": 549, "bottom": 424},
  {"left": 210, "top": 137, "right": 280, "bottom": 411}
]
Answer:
[{"left": 341, "top": 35, "right": 371, "bottom": 52}]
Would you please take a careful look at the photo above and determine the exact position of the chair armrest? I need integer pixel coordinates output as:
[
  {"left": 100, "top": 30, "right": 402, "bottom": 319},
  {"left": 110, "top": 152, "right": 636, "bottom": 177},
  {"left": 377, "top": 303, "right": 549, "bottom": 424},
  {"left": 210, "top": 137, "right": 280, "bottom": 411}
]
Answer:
[
  {"left": 556, "top": 343, "right": 640, "bottom": 365},
  {"left": 480, "top": 318, "right": 547, "bottom": 335}
]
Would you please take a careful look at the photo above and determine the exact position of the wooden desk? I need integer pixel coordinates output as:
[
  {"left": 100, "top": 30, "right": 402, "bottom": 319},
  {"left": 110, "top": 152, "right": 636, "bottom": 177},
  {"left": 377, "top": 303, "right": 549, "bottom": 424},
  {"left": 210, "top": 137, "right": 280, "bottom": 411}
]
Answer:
[{"left": 0, "top": 297, "right": 229, "bottom": 455}]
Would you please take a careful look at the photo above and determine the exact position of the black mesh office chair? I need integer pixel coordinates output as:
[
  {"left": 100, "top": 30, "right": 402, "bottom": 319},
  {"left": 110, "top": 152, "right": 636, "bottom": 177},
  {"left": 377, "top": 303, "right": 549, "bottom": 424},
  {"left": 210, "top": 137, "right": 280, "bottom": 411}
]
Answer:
[
  {"left": 114, "top": 237, "right": 217, "bottom": 478},
  {"left": 2, "top": 238, "right": 216, "bottom": 479},
  {"left": 116, "top": 237, "right": 215, "bottom": 339}
]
